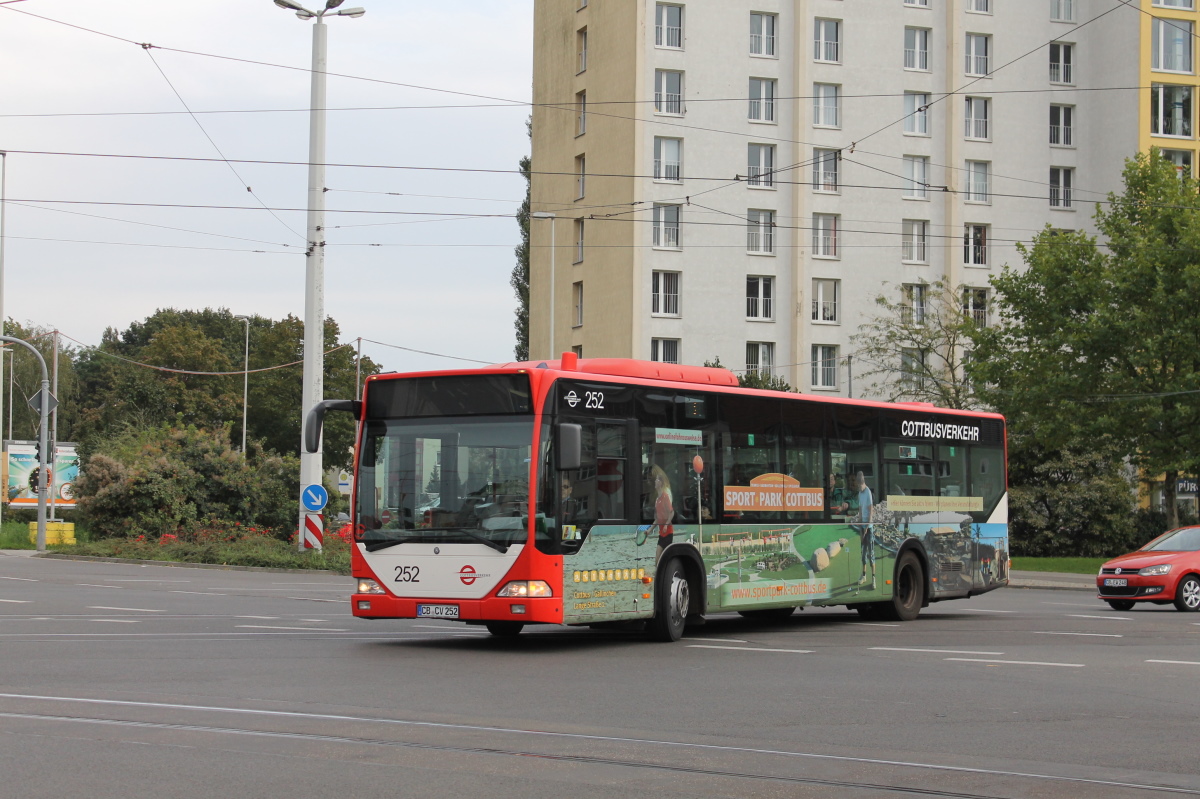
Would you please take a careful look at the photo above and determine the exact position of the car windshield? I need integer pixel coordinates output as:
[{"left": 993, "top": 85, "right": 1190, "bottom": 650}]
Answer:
[
  {"left": 1140, "top": 527, "right": 1200, "bottom": 552},
  {"left": 356, "top": 415, "right": 534, "bottom": 550}
]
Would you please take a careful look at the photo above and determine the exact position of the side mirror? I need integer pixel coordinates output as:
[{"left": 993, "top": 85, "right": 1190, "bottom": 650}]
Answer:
[
  {"left": 304, "top": 399, "right": 362, "bottom": 453},
  {"left": 555, "top": 423, "right": 582, "bottom": 471}
]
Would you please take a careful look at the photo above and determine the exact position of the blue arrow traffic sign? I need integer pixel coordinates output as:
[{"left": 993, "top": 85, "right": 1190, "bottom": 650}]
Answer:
[{"left": 301, "top": 484, "right": 329, "bottom": 512}]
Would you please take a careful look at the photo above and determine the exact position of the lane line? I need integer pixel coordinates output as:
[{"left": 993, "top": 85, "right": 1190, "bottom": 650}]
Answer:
[
  {"left": 88, "top": 606, "right": 165, "bottom": 613},
  {"left": 1147, "top": 659, "right": 1200, "bottom": 666},
  {"left": 1034, "top": 632, "right": 1122, "bottom": 638},
  {"left": 0, "top": 631, "right": 379, "bottom": 638},
  {"left": 1068, "top": 614, "right": 1131, "bottom": 621},
  {"left": 0, "top": 576, "right": 37, "bottom": 582},
  {"left": 286, "top": 597, "right": 343, "bottom": 603},
  {"left": 236, "top": 625, "right": 349, "bottom": 632},
  {"left": 945, "top": 658, "right": 1084, "bottom": 668},
  {"left": 170, "top": 591, "right": 225, "bottom": 596},
  {"left": 104, "top": 579, "right": 190, "bottom": 583},
  {"left": 0, "top": 694, "right": 1191, "bottom": 796},
  {"left": 689, "top": 637, "right": 748, "bottom": 643},
  {"left": 0, "top": 599, "right": 32, "bottom": 604},
  {"left": 237, "top": 616, "right": 280, "bottom": 620},
  {"left": 687, "top": 645, "right": 812, "bottom": 653},
  {"left": 872, "top": 647, "right": 1005, "bottom": 655},
  {"left": 1042, "top": 602, "right": 1099, "bottom": 608},
  {"left": 92, "top": 619, "right": 140, "bottom": 624},
  {"left": 957, "top": 608, "right": 1014, "bottom": 613},
  {"left": 76, "top": 584, "right": 122, "bottom": 589},
  {"left": 853, "top": 622, "right": 900, "bottom": 627}
]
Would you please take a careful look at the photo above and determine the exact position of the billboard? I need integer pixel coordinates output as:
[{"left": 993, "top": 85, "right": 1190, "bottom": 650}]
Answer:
[{"left": 4, "top": 441, "right": 79, "bottom": 509}]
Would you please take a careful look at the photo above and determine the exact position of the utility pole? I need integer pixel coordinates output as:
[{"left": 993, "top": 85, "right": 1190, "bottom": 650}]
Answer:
[
  {"left": 0, "top": 336, "right": 49, "bottom": 551},
  {"left": 49, "top": 330, "right": 58, "bottom": 522}
]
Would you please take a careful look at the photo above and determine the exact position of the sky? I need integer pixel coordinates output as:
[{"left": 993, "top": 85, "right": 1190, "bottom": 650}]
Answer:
[{"left": 1, "top": 0, "right": 534, "bottom": 374}]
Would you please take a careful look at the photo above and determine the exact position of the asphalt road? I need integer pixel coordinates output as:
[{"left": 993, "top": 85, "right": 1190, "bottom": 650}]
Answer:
[{"left": 1, "top": 553, "right": 1198, "bottom": 799}]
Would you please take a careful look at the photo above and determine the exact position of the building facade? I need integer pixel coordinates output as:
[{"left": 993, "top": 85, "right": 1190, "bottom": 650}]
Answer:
[{"left": 530, "top": 0, "right": 1192, "bottom": 395}]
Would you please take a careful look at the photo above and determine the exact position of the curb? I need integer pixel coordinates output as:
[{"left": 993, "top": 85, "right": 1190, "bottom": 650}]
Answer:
[{"left": 33, "top": 552, "right": 346, "bottom": 576}]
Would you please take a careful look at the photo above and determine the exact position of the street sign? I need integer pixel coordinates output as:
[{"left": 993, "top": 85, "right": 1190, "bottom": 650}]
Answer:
[
  {"left": 26, "top": 389, "right": 58, "bottom": 414},
  {"left": 301, "top": 484, "right": 329, "bottom": 512},
  {"left": 1179, "top": 478, "right": 1198, "bottom": 496}
]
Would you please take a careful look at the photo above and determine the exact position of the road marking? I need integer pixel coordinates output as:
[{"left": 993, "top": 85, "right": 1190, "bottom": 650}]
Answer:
[
  {"left": 169, "top": 591, "right": 225, "bottom": 596},
  {"left": 1042, "top": 602, "right": 1098, "bottom": 608},
  {"left": 104, "top": 579, "right": 190, "bottom": 583},
  {"left": 958, "top": 608, "right": 1014, "bottom": 613},
  {"left": 872, "top": 647, "right": 1005, "bottom": 655},
  {"left": 286, "top": 597, "right": 343, "bottom": 603},
  {"left": 236, "top": 616, "right": 279, "bottom": 620},
  {"left": 1034, "top": 632, "right": 1123, "bottom": 638},
  {"left": 687, "top": 645, "right": 812, "bottom": 653},
  {"left": 1068, "top": 614, "right": 1131, "bottom": 621},
  {"left": 299, "top": 619, "right": 328, "bottom": 623},
  {"left": 1146, "top": 659, "right": 1200, "bottom": 666},
  {"left": 946, "top": 658, "right": 1084, "bottom": 668},
  {"left": 236, "top": 625, "right": 348, "bottom": 632},
  {"left": 0, "top": 576, "right": 37, "bottom": 582},
  {"left": 854, "top": 622, "right": 900, "bottom": 627},
  {"left": 88, "top": 607, "right": 165, "bottom": 613},
  {"left": 689, "top": 637, "right": 748, "bottom": 643},
  {"left": 92, "top": 619, "right": 140, "bottom": 624},
  {"left": 76, "top": 584, "right": 122, "bottom": 589},
  {"left": 0, "top": 599, "right": 32, "bottom": 604}
]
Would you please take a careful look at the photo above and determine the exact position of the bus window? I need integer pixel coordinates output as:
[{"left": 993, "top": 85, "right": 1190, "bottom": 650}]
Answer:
[
  {"left": 971, "top": 444, "right": 1006, "bottom": 521},
  {"left": 938, "top": 444, "right": 968, "bottom": 500},
  {"left": 883, "top": 442, "right": 934, "bottom": 498},
  {"left": 719, "top": 396, "right": 784, "bottom": 523},
  {"left": 637, "top": 390, "right": 716, "bottom": 527}
]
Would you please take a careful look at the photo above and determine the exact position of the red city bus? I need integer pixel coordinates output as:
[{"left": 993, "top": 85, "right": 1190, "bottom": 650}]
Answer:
[{"left": 306, "top": 355, "right": 1008, "bottom": 641}]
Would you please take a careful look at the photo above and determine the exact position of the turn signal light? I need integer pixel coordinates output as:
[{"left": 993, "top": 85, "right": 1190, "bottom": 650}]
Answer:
[{"left": 497, "top": 581, "right": 552, "bottom": 598}]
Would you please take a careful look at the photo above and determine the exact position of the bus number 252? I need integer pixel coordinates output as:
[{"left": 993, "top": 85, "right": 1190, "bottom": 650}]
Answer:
[
  {"left": 394, "top": 566, "right": 420, "bottom": 583},
  {"left": 585, "top": 391, "right": 605, "bottom": 409}
]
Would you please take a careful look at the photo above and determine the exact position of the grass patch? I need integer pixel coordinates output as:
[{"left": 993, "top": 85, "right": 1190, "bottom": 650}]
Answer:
[
  {"left": 1010, "top": 557, "right": 1106, "bottom": 574},
  {"left": 52, "top": 524, "right": 351, "bottom": 574}
]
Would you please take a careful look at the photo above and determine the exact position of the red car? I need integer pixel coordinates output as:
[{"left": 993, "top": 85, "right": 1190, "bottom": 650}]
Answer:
[{"left": 1097, "top": 526, "right": 1200, "bottom": 612}]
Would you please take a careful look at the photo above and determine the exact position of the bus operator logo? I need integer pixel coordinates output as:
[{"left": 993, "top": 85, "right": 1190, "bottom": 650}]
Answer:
[{"left": 458, "top": 565, "right": 490, "bottom": 585}]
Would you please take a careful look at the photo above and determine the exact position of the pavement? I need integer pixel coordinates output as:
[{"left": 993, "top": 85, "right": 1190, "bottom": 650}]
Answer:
[{"left": 0, "top": 549, "right": 1096, "bottom": 591}]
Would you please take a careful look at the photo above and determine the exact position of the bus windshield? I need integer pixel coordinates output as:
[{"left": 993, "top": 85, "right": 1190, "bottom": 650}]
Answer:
[{"left": 356, "top": 415, "right": 534, "bottom": 552}]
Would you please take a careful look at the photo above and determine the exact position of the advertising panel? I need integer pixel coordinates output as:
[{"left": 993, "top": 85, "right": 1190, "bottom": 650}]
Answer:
[{"left": 4, "top": 441, "right": 79, "bottom": 509}]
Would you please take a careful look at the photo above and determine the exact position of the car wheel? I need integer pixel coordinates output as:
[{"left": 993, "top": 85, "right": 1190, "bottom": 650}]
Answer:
[
  {"left": 485, "top": 621, "right": 524, "bottom": 637},
  {"left": 1173, "top": 575, "right": 1200, "bottom": 612},
  {"left": 876, "top": 551, "right": 925, "bottom": 622},
  {"left": 1106, "top": 600, "right": 1135, "bottom": 611},
  {"left": 648, "top": 558, "right": 689, "bottom": 642},
  {"left": 737, "top": 607, "right": 795, "bottom": 621}
]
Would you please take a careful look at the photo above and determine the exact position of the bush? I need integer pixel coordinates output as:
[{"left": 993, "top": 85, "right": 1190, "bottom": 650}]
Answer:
[{"left": 73, "top": 424, "right": 300, "bottom": 540}]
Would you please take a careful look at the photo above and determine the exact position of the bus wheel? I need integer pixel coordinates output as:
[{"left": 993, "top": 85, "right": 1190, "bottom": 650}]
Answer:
[
  {"left": 737, "top": 607, "right": 795, "bottom": 621},
  {"left": 485, "top": 621, "right": 524, "bottom": 637},
  {"left": 649, "top": 558, "right": 689, "bottom": 642},
  {"left": 878, "top": 551, "right": 925, "bottom": 622}
]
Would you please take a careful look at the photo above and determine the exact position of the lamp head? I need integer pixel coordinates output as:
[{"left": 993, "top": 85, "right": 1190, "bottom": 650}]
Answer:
[
  {"left": 325, "top": 0, "right": 345, "bottom": 8},
  {"left": 336, "top": 7, "right": 365, "bottom": 16},
  {"left": 273, "top": 0, "right": 304, "bottom": 10}
]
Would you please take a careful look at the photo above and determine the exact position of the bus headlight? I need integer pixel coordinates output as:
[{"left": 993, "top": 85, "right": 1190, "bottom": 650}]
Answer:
[
  {"left": 357, "top": 579, "right": 386, "bottom": 595},
  {"left": 497, "top": 581, "right": 552, "bottom": 598}
]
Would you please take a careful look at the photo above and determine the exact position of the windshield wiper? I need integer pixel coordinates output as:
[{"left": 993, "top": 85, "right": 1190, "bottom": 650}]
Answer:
[
  {"left": 363, "top": 534, "right": 415, "bottom": 553},
  {"left": 360, "top": 529, "right": 508, "bottom": 554},
  {"left": 456, "top": 529, "right": 509, "bottom": 553}
]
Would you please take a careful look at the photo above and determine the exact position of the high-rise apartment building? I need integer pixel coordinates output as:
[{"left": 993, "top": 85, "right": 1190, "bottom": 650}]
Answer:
[{"left": 530, "top": 0, "right": 1193, "bottom": 394}]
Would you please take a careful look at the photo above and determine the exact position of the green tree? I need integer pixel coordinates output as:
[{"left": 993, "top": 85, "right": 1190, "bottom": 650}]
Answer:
[
  {"left": 2, "top": 321, "right": 83, "bottom": 445},
  {"left": 971, "top": 150, "right": 1200, "bottom": 529},
  {"left": 705, "top": 356, "right": 793, "bottom": 392},
  {"left": 511, "top": 122, "right": 532, "bottom": 361},
  {"left": 852, "top": 280, "right": 981, "bottom": 410}
]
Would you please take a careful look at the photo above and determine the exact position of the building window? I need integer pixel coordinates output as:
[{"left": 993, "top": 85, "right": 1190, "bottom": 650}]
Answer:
[
  {"left": 1050, "top": 104, "right": 1074, "bottom": 146},
  {"left": 1154, "top": 0, "right": 1195, "bottom": 7},
  {"left": 653, "top": 205, "right": 682, "bottom": 249},
  {"left": 1151, "top": 84, "right": 1193, "bottom": 137},
  {"left": 655, "top": 70, "right": 684, "bottom": 115},
  {"left": 814, "top": 19, "right": 841, "bottom": 63},
  {"left": 965, "top": 33, "right": 990, "bottom": 76},
  {"left": 969, "top": 0, "right": 991, "bottom": 12},
  {"left": 814, "top": 83, "right": 840, "bottom": 128},
  {"left": 904, "top": 27, "right": 930, "bottom": 70},
  {"left": 813, "top": 214, "right": 839, "bottom": 258},
  {"left": 902, "top": 284, "right": 927, "bottom": 324},
  {"left": 573, "top": 282, "right": 584, "bottom": 327},
  {"left": 655, "top": 4, "right": 683, "bottom": 48},
  {"left": 964, "top": 224, "right": 989, "bottom": 267},
  {"left": 963, "top": 288, "right": 989, "bottom": 327},
  {"left": 748, "top": 144, "right": 775, "bottom": 187},
  {"left": 747, "top": 342, "right": 776, "bottom": 377},
  {"left": 903, "top": 155, "right": 929, "bottom": 199},
  {"left": 749, "top": 78, "right": 777, "bottom": 122},
  {"left": 577, "top": 28, "right": 588, "bottom": 73},
  {"left": 813, "top": 149, "right": 839, "bottom": 192},
  {"left": 903, "top": 219, "right": 929, "bottom": 262},
  {"left": 966, "top": 161, "right": 990, "bottom": 203},
  {"left": 575, "top": 155, "right": 586, "bottom": 199},
  {"left": 652, "top": 270, "right": 681, "bottom": 315},
  {"left": 901, "top": 348, "right": 927, "bottom": 389},
  {"left": 750, "top": 12, "right": 777, "bottom": 56},
  {"left": 1050, "top": 167, "right": 1073, "bottom": 208},
  {"left": 651, "top": 338, "right": 680, "bottom": 364},
  {"left": 747, "top": 210, "right": 776, "bottom": 253},
  {"left": 746, "top": 276, "right": 774, "bottom": 320},
  {"left": 572, "top": 345, "right": 583, "bottom": 358},
  {"left": 1153, "top": 18, "right": 1194, "bottom": 73},
  {"left": 1163, "top": 148, "right": 1194, "bottom": 177},
  {"left": 904, "top": 92, "right": 930, "bottom": 135},
  {"left": 811, "top": 345, "right": 837, "bottom": 388},
  {"left": 576, "top": 91, "right": 587, "bottom": 136},
  {"left": 965, "top": 96, "right": 990, "bottom": 139},
  {"left": 811, "top": 278, "right": 838, "bottom": 323},
  {"left": 573, "top": 218, "right": 585, "bottom": 263},
  {"left": 654, "top": 137, "right": 682, "bottom": 182},
  {"left": 1051, "top": 0, "right": 1075, "bottom": 21},
  {"left": 905, "top": 0, "right": 930, "bottom": 6},
  {"left": 1050, "top": 43, "right": 1074, "bottom": 84}
]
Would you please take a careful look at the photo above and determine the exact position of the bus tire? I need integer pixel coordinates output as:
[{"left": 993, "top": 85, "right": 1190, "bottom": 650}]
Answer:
[
  {"left": 648, "top": 558, "right": 689, "bottom": 642},
  {"left": 878, "top": 551, "right": 925, "bottom": 622},
  {"left": 485, "top": 621, "right": 524, "bottom": 637},
  {"left": 737, "top": 607, "right": 795, "bottom": 620}
]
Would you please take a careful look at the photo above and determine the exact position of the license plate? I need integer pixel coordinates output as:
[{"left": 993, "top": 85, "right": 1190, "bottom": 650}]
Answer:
[
  {"left": 417, "top": 604, "right": 459, "bottom": 619},
  {"left": 1104, "top": 578, "right": 1128, "bottom": 587}
]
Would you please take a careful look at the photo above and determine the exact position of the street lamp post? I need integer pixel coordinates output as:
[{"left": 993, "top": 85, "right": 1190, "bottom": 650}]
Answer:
[
  {"left": 234, "top": 315, "right": 250, "bottom": 454},
  {"left": 272, "top": 0, "right": 365, "bottom": 552},
  {"left": 531, "top": 212, "right": 556, "bottom": 359},
  {"left": 0, "top": 151, "right": 7, "bottom": 529}
]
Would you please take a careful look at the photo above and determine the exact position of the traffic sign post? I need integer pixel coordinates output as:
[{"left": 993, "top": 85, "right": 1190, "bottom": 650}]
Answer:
[
  {"left": 300, "top": 484, "right": 327, "bottom": 551},
  {"left": 302, "top": 484, "right": 329, "bottom": 512}
]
